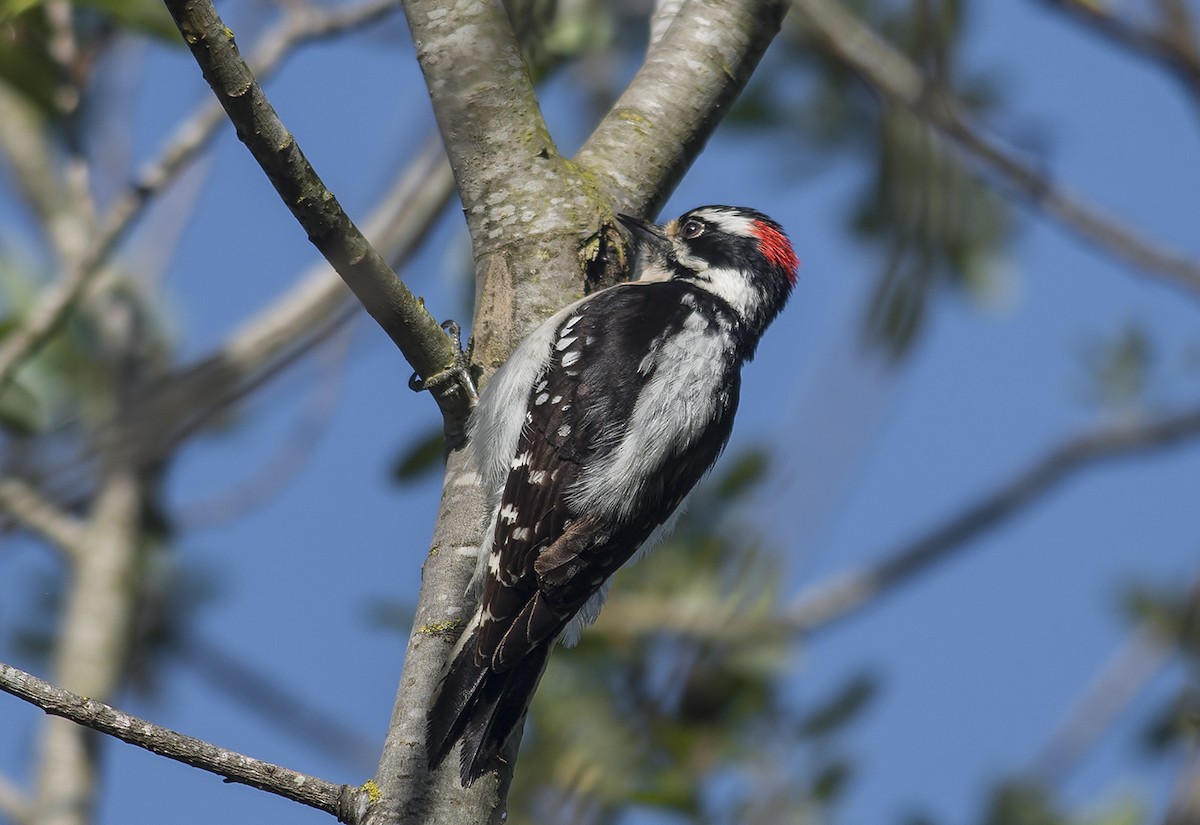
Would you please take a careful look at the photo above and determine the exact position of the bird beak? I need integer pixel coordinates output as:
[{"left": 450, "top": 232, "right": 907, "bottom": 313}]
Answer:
[{"left": 616, "top": 213, "right": 671, "bottom": 255}]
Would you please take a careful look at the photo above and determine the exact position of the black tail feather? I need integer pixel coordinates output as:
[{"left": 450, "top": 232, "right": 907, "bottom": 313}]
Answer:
[
  {"left": 426, "top": 628, "right": 489, "bottom": 772},
  {"left": 426, "top": 629, "right": 555, "bottom": 785},
  {"left": 457, "top": 642, "right": 553, "bottom": 784}
]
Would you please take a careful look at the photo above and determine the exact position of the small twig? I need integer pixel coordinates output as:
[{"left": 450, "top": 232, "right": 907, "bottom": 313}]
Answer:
[
  {"left": 0, "top": 661, "right": 367, "bottom": 822},
  {"left": 793, "top": 0, "right": 1200, "bottom": 298},
  {"left": 163, "top": 0, "right": 474, "bottom": 429},
  {"left": 0, "top": 476, "right": 85, "bottom": 559}
]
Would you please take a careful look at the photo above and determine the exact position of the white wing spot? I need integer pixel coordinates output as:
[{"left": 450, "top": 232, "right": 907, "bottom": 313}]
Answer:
[
  {"left": 561, "top": 404, "right": 571, "bottom": 411},
  {"left": 551, "top": 395, "right": 562, "bottom": 404},
  {"left": 499, "top": 504, "right": 520, "bottom": 524},
  {"left": 528, "top": 470, "right": 547, "bottom": 485},
  {"left": 555, "top": 336, "right": 578, "bottom": 352},
  {"left": 561, "top": 351, "right": 581, "bottom": 367},
  {"left": 562, "top": 315, "right": 581, "bottom": 332},
  {"left": 535, "top": 379, "right": 548, "bottom": 393},
  {"left": 512, "top": 527, "right": 532, "bottom": 541},
  {"left": 535, "top": 392, "right": 549, "bottom": 405},
  {"left": 558, "top": 424, "right": 572, "bottom": 438},
  {"left": 511, "top": 451, "right": 531, "bottom": 469}
]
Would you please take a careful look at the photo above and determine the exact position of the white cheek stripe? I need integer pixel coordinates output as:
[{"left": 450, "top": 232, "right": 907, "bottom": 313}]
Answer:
[{"left": 692, "top": 266, "right": 759, "bottom": 320}]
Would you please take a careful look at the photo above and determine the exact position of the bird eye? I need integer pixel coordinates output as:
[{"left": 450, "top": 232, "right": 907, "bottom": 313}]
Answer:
[{"left": 680, "top": 219, "right": 705, "bottom": 240}]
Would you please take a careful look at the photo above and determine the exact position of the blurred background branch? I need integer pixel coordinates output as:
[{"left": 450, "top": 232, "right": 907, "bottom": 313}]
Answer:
[{"left": 794, "top": 0, "right": 1200, "bottom": 298}]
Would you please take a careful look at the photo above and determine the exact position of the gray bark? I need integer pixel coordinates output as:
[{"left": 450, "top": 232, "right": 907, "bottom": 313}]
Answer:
[{"left": 366, "top": 1, "right": 788, "bottom": 822}]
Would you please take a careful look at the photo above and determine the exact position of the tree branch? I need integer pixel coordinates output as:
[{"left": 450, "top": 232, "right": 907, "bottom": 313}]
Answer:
[
  {"left": 397, "top": 0, "right": 630, "bottom": 372},
  {"left": 0, "top": 661, "right": 365, "bottom": 822},
  {"left": 0, "top": 475, "right": 85, "bottom": 558},
  {"left": 367, "top": 4, "right": 794, "bottom": 822},
  {"left": 400, "top": 0, "right": 551, "bottom": 242},
  {"left": 1027, "top": 624, "right": 1172, "bottom": 786},
  {"left": 162, "top": 0, "right": 475, "bottom": 431},
  {"left": 782, "top": 405, "right": 1200, "bottom": 634},
  {"left": 134, "top": 137, "right": 455, "bottom": 464},
  {"left": 793, "top": 0, "right": 1200, "bottom": 298},
  {"left": 31, "top": 466, "right": 142, "bottom": 825},
  {"left": 0, "top": 0, "right": 407, "bottom": 400},
  {"left": 576, "top": 0, "right": 789, "bottom": 217},
  {"left": 0, "top": 85, "right": 74, "bottom": 259},
  {"left": 587, "top": 405, "right": 1200, "bottom": 644}
]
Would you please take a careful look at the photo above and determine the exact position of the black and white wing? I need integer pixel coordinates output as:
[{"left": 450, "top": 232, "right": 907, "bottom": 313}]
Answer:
[{"left": 427, "top": 281, "right": 741, "bottom": 784}]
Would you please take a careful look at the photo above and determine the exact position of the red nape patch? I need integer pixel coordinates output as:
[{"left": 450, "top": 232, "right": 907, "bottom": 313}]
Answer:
[{"left": 752, "top": 220, "right": 800, "bottom": 284}]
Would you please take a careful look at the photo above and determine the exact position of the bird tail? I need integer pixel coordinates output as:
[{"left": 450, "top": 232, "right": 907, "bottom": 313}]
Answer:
[{"left": 426, "top": 624, "right": 554, "bottom": 785}]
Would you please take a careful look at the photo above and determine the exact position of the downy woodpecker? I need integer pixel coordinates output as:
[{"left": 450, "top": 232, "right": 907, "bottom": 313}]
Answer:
[{"left": 427, "top": 205, "right": 799, "bottom": 784}]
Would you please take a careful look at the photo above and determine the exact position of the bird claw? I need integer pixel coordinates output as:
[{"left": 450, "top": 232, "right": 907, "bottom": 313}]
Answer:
[{"left": 409, "top": 319, "right": 479, "bottom": 406}]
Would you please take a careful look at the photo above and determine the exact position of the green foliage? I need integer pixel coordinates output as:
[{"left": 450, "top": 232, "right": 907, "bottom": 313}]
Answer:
[
  {"left": 1123, "top": 581, "right": 1200, "bottom": 756},
  {"left": 0, "top": 260, "right": 175, "bottom": 435},
  {"left": 1077, "top": 324, "right": 1154, "bottom": 411},
  {"left": 974, "top": 782, "right": 1144, "bottom": 825},
  {"left": 389, "top": 426, "right": 446, "bottom": 484},
  {"left": 0, "top": 0, "right": 177, "bottom": 117}
]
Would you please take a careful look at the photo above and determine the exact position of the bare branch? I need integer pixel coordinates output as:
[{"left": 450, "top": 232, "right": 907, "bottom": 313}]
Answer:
[
  {"left": 587, "top": 405, "right": 1200, "bottom": 645},
  {"left": 0, "top": 475, "right": 84, "bottom": 558},
  {"left": 783, "top": 405, "right": 1200, "bottom": 633},
  {"left": 136, "top": 137, "right": 455, "bottom": 462},
  {"left": 0, "top": 661, "right": 366, "bottom": 821},
  {"left": 0, "top": 0, "right": 404, "bottom": 401},
  {"left": 793, "top": 0, "right": 1200, "bottom": 298},
  {"left": 1028, "top": 625, "right": 1172, "bottom": 785},
  {"left": 162, "top": 0, "right": 474, "bottom": 429},
  {"left": 0, "top": 86, "right": 73, "bottom": 256},
  {"left": 32, "top": 468, "right": 142, "bottom": 825},
  {"left": 576, "top": 0, "right": 789, "bottom": 217}
]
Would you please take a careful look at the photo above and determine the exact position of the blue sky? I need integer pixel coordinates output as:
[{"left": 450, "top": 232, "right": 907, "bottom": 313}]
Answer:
[{"left": 2, "top": 2, "right": 1200, "bottom": 824}]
